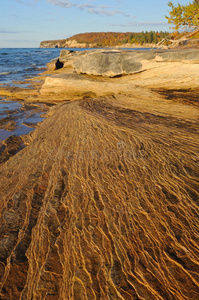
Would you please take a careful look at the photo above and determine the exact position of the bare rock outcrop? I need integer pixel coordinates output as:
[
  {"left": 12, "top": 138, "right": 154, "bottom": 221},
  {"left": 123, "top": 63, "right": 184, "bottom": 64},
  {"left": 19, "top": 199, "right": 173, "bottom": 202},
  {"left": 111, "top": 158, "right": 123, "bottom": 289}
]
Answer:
[
  {"left": 0, "top": 49, "right": 199, "bottom": 299},
  {"left": 0, "top": 92, "right": 199, "bottom": 299},
  {"left": 42, "top": 49, "right": 199, "bottom": 100}
]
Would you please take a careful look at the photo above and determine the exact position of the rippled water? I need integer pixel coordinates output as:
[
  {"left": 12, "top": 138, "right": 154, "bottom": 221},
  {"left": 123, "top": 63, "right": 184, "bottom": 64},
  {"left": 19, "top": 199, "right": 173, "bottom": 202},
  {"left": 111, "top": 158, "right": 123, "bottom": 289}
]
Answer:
[{"left": 0, "top": 48, "right": 62, "bottom": 85}]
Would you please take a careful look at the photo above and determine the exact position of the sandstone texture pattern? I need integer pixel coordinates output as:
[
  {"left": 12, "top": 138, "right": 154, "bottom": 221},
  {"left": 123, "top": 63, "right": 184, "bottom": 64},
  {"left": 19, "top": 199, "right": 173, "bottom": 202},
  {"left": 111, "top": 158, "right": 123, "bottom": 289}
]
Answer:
[{"left": 0, "top": 49, "right": 199, "bottom": 299}]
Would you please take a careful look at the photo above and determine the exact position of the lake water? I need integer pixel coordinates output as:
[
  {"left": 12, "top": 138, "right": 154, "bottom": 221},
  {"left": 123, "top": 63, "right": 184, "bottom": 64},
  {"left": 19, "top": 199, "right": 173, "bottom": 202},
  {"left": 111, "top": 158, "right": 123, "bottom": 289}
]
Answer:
[{"left": 0, "top": 48, "right": 62, "bottom": 85}]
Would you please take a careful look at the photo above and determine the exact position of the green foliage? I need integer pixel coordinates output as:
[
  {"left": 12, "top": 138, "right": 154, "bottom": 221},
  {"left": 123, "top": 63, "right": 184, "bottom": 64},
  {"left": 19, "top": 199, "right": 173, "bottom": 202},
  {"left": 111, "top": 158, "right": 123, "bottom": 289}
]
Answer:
[{"left": 166, "top": 0, "right": 199, "bottom": 30}]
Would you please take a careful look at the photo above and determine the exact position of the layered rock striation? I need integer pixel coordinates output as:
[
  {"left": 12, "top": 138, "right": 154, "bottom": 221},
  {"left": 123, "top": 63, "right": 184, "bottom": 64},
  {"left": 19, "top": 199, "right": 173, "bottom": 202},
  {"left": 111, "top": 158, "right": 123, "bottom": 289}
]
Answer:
[{"left": 0, "top": 49, "right": 199, "bottom": 299}]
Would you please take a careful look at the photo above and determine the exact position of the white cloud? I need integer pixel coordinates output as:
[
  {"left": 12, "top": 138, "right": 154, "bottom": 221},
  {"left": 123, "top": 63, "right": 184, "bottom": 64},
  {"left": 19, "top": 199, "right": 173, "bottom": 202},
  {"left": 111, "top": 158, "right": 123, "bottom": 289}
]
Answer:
[
  {"left": 47, "top": 0, "right": 72, "bottom": 8},
  {"left": 0, "top": 28, "right": 33, "bottom": 34},
  {"left": 47, "top": 0, "right": 130, "bottom": 17},
  {"left": 87, "top": 8, "right": 130, "bottom": 17},
  {"left": 130, "top": 22, "right": 167, "bottom": 27},
  {"left": 0, "top": 29, "right": 20, "bottom": 34},
  {"left": 15, "top": 0, "right": 38, "bottom": 5},
  {"left": 110, "top": 21, "right": 167, "bottom": 27}
]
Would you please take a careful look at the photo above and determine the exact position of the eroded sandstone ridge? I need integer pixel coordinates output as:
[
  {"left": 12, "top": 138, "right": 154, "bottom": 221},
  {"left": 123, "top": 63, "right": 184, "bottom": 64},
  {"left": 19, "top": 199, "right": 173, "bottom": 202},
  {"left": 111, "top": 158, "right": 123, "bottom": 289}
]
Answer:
[{"left": 0, "top": 50, "right": 199, "bottom": 299}]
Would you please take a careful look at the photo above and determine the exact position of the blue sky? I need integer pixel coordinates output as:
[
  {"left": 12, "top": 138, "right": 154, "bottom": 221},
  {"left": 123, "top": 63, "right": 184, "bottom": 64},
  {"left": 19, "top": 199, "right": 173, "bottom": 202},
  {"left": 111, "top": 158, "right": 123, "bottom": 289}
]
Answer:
[{"left": 0, "top": 0, "right": 190, "bottom": 47}]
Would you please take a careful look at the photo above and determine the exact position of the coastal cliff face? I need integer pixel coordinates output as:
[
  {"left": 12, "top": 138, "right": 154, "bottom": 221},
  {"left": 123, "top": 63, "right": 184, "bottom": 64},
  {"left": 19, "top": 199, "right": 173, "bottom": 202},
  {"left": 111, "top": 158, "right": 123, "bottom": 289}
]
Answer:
[
  {"left": 40, "top": 39, "right": 66, "bottom": 48},
  {"left": 39, "top": 31, "right": 199, "bottom": 49},
  {"left": 39, "top": 31, "right": 160, "bottom": 49},
  {"left": 0, "top": 49, "right": 199, "bottom": 299},
  {"left": 40, "top": 39, "right": 96, "bottom": 49}
]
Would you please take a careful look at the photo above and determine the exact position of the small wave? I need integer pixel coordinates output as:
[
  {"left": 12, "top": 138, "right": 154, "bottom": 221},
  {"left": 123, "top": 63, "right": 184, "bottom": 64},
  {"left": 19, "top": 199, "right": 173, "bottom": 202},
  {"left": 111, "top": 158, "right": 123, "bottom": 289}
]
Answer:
[
  {"left": 25, "top": 66, "right": 36, "bottom": 71},
  {"left": 0, "top": 71, "right": 20, "bottom": 75},
  {"left": 0, "top": 71, "right": 11, "bottom": 75}
]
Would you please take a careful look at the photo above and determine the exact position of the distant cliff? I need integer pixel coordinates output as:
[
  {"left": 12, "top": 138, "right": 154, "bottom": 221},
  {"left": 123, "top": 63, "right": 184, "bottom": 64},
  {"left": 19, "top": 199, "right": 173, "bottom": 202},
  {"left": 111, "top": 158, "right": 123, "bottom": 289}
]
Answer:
[
  {"left": 39, "top": 31, "right": 170, "bottom": 48},
  {"left": 40, "top": 39, "right": 66, "bottom": 48},
  {"left": 40, "top": 31, "right": 199, "bottom": 49},
  {"left": 40, "top": 39, "right": 97, "bottom": 49}
]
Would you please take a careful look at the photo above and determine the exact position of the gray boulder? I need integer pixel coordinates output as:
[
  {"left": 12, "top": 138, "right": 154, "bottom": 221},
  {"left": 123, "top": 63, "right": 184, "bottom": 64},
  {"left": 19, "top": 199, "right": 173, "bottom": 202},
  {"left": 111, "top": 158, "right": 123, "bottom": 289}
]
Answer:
[
  {"left": 73, "top": 49, "right": 199, "bottom": 77},
  {"left": 73, "top": 51, "right": 143, "bottom": 77}
]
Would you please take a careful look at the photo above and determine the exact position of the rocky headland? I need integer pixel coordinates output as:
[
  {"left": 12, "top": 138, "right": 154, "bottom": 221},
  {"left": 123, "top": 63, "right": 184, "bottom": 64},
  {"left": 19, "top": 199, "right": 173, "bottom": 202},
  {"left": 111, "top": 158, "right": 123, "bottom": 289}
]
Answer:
[
  {"left": 0, "top": 49, "right": 199, "bottom": 299},
  {"left": 39, "top": 32, "right": 168, "bottom": 49},
  {"left": 39, "top": 31, "right": 199, "bottom": 50},
  {"left": 39, "top": 39, "right": 156, "bottom": 49}
]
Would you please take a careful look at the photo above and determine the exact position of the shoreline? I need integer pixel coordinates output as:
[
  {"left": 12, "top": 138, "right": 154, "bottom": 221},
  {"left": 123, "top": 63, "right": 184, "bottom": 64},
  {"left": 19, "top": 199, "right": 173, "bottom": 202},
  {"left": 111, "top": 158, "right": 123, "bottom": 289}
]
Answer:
[
  {"left": 0, "top": 48, "right": 199, "bottom": 299},
  {"left": 0, "top": 47, "right": 199, "bottom": 144},
  {"left": 0, "top": 48, "right": 199, "bottom": 156}
]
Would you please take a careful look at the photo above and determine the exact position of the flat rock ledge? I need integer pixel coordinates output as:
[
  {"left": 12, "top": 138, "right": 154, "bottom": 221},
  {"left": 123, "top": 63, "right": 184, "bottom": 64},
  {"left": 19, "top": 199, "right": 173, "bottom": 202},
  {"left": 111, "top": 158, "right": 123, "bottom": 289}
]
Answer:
[
  {"left": 41, "top": 49, "right": 199, "bottom": 100},
  {"left": 47, "top": 49, "right": 199, "bottom": 77}
]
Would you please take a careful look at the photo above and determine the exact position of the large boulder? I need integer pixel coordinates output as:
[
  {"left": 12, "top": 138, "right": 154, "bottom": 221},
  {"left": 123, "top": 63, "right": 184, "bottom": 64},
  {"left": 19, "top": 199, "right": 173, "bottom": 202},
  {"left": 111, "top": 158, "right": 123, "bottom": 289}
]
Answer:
[
  {"left": 73, "top": 51, "right": 143, "bottom": 77},
  {"left": 73, "top": 49, "right": 199, "bottom": 77}
]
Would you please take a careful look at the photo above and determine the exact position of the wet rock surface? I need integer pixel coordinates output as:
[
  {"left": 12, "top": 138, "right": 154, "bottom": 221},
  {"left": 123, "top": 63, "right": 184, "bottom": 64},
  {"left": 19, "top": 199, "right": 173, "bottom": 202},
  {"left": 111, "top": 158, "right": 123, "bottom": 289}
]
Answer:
[
  {"left": 0, "top": 135, "right": 25, "bottom": 165},
  {"left": 0, "top": 90, "right": 198, "bottom": 299}
]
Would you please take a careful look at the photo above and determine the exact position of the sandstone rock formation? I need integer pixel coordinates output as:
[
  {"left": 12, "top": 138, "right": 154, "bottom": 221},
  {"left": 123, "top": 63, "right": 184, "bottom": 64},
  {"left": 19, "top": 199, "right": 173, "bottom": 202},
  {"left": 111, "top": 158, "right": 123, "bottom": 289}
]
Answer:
[
  {"left": 46, "top": 48, "right": 199, "bottom": 78},
  {"left": 64, "top": 39, "right": 96, "bottom": 48},
  {"left": 0, "top": 49, "right": 199, "bottom": 299},
  {"left": 40, "top": 40, "right": 66, "bottom": 48},
  {"left": 73, "top": 49, "right": 199, "bottom": 77},
  {"left": 40, "top": 39, "right": 96, "bottom": 49},
  {"left": 0, "top": 91, "right": 199, "bottom": 299},
  {"left": 42, "top": 49, "right": 199, "bottom": 100}
]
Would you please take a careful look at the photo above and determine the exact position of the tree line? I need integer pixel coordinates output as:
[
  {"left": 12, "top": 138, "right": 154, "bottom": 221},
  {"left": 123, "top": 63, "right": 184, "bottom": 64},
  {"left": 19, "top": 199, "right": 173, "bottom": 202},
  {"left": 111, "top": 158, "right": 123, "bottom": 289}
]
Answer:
[{"left": 67, "top": 31, "right": 170, "bottom": 47}]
